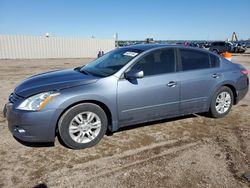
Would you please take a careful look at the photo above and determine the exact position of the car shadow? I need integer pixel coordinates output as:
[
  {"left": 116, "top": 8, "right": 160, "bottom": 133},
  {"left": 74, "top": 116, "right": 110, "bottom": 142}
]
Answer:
[
  {"left": 33, "top": 183, "right": 48, "bottom": 188},
  {"left": 13, "top": 113, "right": 209, "bottom": 148},
  {"left": 13, "top": 137, "right": 54, "bottom": 148}
]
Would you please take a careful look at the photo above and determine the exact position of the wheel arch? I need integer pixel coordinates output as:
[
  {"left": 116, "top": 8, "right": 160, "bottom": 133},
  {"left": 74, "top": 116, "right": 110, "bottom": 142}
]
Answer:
[
  {"left": 55, "top": 100, "right": 113, "bottom": 137},
  {"left": 222, "top": 84, "right": 237, "bottom": 105},
  {"left": 208, "top": 82, "right": 238, "bottom": 108}
]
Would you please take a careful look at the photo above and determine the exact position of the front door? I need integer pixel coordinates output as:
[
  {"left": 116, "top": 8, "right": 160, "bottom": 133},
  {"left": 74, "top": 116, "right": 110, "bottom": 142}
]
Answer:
[{"left": 117, "top": 48, "right": 180, "bottom": 126}]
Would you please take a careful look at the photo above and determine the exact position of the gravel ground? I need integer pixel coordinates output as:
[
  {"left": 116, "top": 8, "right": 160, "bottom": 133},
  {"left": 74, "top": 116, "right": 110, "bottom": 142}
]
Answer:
[{"left": 0, "top": 51, "right": 250, "bottom": 188}]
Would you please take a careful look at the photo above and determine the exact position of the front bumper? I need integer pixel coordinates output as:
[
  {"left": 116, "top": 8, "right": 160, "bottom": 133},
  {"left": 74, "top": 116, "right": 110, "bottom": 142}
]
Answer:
[{"left": 4, "top": 103, "right": 58, "bottom": 142}]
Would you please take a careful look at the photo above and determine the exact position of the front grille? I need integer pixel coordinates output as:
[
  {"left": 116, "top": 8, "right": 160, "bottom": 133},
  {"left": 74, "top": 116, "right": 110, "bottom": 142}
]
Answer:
[{"left": 9, "top": 92, "right": 22, "bottom": 103}]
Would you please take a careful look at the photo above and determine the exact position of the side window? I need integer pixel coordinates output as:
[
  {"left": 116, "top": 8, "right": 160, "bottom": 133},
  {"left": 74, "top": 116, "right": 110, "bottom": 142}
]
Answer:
[
  {"left": 180, "top": 49, "right": 210, "bottom": 71},
  {"left": 210, "top": 54, "right": 220, "bottom": 67},
  {"left": 220, "top": 42, "right": 225, "bottom": 46},
  {"left": 131, "top": 48, "right": 176, "bottom": 76}
]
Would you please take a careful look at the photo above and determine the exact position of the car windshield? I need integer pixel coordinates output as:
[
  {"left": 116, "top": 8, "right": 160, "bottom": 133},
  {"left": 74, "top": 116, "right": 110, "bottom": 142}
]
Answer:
[{"left": 80, "top": 48, "right": 142, "bottom": 77}]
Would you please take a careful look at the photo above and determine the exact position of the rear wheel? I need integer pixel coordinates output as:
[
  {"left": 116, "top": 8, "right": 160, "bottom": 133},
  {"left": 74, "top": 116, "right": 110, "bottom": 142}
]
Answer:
[
  {"left": 209, "top": 86, "right": 233, "bottom": 118},
  {"left": 58, "top": 103, "right": 108, "bottom": 149}
]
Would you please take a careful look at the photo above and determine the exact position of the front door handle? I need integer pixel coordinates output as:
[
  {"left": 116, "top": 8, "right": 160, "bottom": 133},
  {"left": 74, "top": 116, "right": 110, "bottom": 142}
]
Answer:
[
  {"left": 167, "top": 81, "right": 177, "bottom": 87},
  {"left": 211, "top": 73, "right": 221, "bottom": 79}
]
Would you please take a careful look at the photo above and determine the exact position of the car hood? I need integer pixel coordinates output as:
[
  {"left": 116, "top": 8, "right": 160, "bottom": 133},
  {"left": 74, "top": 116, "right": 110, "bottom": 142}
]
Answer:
[{"left": 14, "top": 68, "right": 98, "bottom": 97}]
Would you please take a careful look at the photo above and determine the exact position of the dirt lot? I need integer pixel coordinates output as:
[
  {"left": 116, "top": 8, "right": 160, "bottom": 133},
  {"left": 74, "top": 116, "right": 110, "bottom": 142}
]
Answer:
[{"left": 0, "top": 51, "right": 250, "bottom": 188}]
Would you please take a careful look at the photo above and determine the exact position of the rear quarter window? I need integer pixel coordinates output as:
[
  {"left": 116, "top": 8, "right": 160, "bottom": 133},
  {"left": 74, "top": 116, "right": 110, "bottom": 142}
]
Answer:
[{"left": 209, "top": 54, "right": 220, "bottom": 67}]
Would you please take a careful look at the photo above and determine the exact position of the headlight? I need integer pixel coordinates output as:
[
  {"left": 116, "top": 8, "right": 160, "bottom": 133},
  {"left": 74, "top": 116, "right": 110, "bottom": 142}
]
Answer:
[{"left": 17, "top": 91, "right": 60, "bottom": 111}]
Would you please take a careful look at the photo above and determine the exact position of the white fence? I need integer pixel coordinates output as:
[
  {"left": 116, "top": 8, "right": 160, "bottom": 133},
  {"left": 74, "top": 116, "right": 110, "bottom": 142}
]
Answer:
[{"left": 0, "top": 35, "right": 115, "bottom": 59}]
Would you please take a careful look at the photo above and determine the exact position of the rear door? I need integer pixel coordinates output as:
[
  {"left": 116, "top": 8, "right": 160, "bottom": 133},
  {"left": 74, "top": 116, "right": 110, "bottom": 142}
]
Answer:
[
  {"left": 177, "top": 48, "right": 221, "bottom": 114},
  {"left": 117, "top": 48, "right": 180, "bottom": 126}
]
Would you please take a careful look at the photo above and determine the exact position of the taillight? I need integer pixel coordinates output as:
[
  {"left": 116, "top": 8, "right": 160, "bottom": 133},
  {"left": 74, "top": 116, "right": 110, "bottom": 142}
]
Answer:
[{"left": 241, "top": 70, "right": 248, "bottom": 75}]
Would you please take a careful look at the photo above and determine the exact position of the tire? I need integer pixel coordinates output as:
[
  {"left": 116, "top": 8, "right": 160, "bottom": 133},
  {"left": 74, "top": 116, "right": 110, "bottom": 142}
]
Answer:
[
  {"left": 209, "top": 86, "right": 234, "bottom": 118},
  {"left": 58, "top": 103, "right": 108, "bottom": 149}
]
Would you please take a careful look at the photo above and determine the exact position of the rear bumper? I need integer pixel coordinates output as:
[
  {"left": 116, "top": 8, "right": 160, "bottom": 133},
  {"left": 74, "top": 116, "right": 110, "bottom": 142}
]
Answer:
[
  {"left": 4, "top": 103, "right": 59, "bottom": 142},
  {"left": 236, "top": 86, "right": 248, "bottom": 104}
]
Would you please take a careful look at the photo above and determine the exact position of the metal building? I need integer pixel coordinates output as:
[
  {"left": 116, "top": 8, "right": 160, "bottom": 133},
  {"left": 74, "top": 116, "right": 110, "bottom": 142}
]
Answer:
[{"left": 0, "top": 35, "right": 115, "bottom": 59}]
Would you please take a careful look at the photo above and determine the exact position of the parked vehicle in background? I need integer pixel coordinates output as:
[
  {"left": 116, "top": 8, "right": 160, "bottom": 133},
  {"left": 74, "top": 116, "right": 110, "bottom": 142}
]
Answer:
[
  {"left": 209, "top": 41, "right": 234, "bottom": 54},
  {"left": 4, "top": 44, "right": 249, "bottom": 149},
  {"left": 232, "top": 42, "right": 246, "bottom": 53},
  {"left": 204, "top": 42, "right": 212, "bottom": 48},
  {"left": 145, "top": 38, "right": 154, "bottom": 44},
  {"left": 175, "top": 42, "right": 184, "bottom": 45},
  {"left": 245, "top": 42, "right": 250, "bottom": 48},
  {"left": 185, "top": 41, "right": 210, "bottom": 49},
  {"left": 189, "top": 42, "right": 200, "bottom": 48},
  {"left": 235, "top": 41, "right": 250, "bottom": 48},
  {"left": 196, "top": 42, "right": 207, "bottom": 49}
]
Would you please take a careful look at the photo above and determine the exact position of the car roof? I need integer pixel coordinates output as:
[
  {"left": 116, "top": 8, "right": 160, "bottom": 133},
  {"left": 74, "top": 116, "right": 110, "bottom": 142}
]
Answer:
[
  {"left": 122, "top": 44, "right": 172, "bottom": 51},
  {"left": 121, "top": 43, "right": 208, "bottom": 52},
  {"left": 120, "top": 43, "right": 220, "bottom": 58}
]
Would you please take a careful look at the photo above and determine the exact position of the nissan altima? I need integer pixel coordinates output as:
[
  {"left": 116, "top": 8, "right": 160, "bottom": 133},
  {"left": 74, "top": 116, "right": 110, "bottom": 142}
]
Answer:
[{"left": 4, "top": 44, "right": 249, "bottom": 149}]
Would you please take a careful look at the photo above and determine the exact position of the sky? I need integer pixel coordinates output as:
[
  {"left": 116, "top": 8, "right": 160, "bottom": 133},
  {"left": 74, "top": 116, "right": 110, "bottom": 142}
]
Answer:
[{"left": 0, "top": 0, "right": 250, "bottom": 40}]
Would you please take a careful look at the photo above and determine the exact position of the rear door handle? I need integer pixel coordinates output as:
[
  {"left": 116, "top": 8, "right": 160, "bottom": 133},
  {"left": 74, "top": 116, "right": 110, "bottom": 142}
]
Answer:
[
  {"left": 211, "top": 73, "right": 221, "bottom": 79},
  {"left": 167, "top": 81, "right": 177, "bottom": 87}
]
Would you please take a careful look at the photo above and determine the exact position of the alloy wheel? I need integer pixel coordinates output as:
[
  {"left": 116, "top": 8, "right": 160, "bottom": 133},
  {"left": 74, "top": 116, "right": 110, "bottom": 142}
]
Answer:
[
  {"left": 68, "top": 112, "right": 101, "bottom": 143},
  {"left": 215, "top": 91, "right": 231, "bottom": 114}
]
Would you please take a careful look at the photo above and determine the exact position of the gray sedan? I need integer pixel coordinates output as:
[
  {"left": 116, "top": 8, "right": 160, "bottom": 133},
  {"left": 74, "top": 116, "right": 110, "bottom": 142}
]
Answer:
[{"left": 4, "top": 44, "right": 249, "bottom": 149}]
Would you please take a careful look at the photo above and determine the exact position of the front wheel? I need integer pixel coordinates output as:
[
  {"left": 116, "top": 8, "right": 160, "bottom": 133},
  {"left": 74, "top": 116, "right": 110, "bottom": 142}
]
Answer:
[
  {"left": 209, "top": 86, "right": 233, "bottom": 118},
  {"left": 58, "top": 103, "right": 108, "bottom": 149}
]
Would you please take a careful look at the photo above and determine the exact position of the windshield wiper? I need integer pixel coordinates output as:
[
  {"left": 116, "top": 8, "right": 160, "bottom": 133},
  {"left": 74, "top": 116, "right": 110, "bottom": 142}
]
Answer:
[
  {"left": 74, "top": 67, "right": 90, "bottom": 75},
  {"left": 80, "top": 69, "right": 90, "bottom": 75}
]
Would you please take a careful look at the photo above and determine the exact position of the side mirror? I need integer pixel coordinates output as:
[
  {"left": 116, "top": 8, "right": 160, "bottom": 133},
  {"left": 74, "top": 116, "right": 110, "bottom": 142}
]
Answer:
[{"left": 124, "top": 69, "right": 144, "bottom": 79}]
